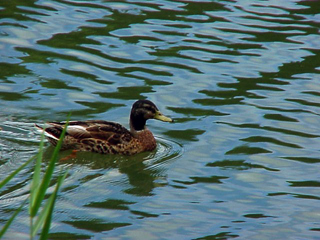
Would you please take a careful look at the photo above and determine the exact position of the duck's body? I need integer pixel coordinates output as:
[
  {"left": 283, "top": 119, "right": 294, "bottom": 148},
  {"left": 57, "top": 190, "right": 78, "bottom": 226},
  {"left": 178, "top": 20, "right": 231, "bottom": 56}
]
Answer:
[
  {"left": 35, "top": 100, "right": 173, "bottom": 155},
  {"left": 40, "top": 120, "right": 155, "bottom": 155}
]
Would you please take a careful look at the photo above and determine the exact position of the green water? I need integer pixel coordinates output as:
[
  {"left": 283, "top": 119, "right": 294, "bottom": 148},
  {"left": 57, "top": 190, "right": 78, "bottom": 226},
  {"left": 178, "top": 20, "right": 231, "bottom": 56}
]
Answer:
[{"left": 1, "top": 0, "right": 320, "bottom": 239}]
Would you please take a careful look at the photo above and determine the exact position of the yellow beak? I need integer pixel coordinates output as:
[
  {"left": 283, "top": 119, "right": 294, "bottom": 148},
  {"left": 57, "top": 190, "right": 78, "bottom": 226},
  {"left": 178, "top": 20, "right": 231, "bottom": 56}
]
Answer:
[{"left": 154, "top": 111, "right": 173, "bottom": 122}]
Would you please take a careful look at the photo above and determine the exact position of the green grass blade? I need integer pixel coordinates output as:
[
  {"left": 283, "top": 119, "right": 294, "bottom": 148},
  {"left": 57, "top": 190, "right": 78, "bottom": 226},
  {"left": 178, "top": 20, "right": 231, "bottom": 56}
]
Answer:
[
  {"left": 39, "top": 171, "right": 68, "bottom": 240},
  {"left": 30, "top": 119, "right": 69, "bottom": 217},
  {"left": 30, "top": 133, "right": 45, "bottom": 214},
  {"left": 31, "top": 193, "right": 52, "bottom": 238},
  {"left": 31, "top": 170, "right": 68, "bottom": 238},
  {"left": 0, "top": 198, "right": 27, "bottom": 238},
  {"left": 0, "top": 156, "right": 35, "bottom": 189}
]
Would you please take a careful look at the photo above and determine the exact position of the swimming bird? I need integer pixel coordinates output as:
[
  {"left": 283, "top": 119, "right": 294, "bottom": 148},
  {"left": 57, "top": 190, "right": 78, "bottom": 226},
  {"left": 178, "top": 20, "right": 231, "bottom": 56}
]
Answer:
[{"left": 35, "top": 100, "right": 173, "bottom": 155}]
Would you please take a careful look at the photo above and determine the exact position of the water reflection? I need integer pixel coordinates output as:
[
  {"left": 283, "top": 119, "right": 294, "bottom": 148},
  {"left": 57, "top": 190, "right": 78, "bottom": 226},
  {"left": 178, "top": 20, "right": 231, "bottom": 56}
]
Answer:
[{"left": 41, "top": 136, "right": 182, "bottom": 197}]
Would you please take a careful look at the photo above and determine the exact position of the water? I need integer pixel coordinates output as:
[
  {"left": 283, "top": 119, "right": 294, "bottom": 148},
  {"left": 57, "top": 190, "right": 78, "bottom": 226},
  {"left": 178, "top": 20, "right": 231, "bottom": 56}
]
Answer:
[{"left": 1, "top": 0, "right": 320, "bottom": 239}]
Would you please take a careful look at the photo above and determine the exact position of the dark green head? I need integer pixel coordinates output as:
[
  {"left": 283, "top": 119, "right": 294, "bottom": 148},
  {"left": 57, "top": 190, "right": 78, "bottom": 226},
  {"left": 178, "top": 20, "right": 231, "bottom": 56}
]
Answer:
[{"left": 130, "top": 100, "right": 173, "bottom": 131}]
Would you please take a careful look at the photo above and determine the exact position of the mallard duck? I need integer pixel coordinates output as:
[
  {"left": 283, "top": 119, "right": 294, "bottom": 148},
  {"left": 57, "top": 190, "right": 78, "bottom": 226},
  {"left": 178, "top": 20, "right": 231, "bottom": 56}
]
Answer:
[{"left": 35, "top": 100, "right": 173, "bottom": 155}]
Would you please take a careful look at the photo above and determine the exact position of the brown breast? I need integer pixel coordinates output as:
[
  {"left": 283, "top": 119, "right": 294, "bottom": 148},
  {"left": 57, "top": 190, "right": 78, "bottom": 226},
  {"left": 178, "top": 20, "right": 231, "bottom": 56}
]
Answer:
[{"left": 135, "top": 129, "right": 156, "bottom": 151}]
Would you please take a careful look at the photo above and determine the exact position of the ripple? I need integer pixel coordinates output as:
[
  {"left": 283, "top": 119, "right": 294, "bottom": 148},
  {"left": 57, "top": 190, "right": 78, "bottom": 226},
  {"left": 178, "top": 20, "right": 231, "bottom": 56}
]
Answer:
[
  {"left": 143, "top": 136, "right": 183, "bottom": 170},
  {"left": 40, "top": 135, "right": 183, "bottom": 173},
  {"left": 0, "top": 121, "right": 39, "bottom": 164}
]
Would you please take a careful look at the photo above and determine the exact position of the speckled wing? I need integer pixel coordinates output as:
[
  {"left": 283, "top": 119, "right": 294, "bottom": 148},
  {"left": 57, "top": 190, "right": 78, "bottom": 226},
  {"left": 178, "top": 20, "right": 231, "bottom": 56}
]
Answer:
[{"left": 39, "top": 120, "right": 137, "bottom": 154}]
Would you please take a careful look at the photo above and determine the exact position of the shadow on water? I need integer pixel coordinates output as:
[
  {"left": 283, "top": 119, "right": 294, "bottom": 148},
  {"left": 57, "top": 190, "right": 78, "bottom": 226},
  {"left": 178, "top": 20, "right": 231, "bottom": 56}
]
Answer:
[{"left": 40, "top": 136, "right": 183, "bottom": 196}]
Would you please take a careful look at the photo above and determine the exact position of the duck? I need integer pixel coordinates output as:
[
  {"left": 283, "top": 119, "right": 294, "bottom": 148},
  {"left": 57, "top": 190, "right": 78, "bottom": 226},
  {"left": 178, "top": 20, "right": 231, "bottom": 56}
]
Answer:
[{"left": 35, "top": 100, "right": 173, "bottom": 155}]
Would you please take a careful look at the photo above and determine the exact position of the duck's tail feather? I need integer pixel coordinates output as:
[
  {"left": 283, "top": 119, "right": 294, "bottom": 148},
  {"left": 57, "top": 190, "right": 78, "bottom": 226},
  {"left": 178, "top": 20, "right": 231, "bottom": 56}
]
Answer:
[{"left": 34, "top": 123, "right": 60, "bottom": 141}]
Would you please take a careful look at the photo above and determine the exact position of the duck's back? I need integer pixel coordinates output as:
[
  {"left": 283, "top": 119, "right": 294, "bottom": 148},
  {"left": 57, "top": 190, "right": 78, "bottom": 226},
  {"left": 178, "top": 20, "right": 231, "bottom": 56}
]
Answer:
[{"left": 37, "top": 120, "right": 155, "bottom": 155}]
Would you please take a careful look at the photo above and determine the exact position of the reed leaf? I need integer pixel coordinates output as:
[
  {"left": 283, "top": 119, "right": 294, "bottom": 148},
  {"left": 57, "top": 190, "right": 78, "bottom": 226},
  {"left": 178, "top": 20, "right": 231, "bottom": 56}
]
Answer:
[
  {"left": 30, "top": 133, "right": 45, "bottom": 214},
  {"left": 1, "top": 118, "right": 70, "bottom": 239},
  {"left": 31, "top": 194, "right": 51, "bottom": 238},
  {"left": 30, "top": 120, "right": 69, "bottom": 218},
  {"left": 39, "top": 171, "right": 68, "bottom": 240},
  {"left": 32, "top": 171, "right": 68, "bottom": 239}
]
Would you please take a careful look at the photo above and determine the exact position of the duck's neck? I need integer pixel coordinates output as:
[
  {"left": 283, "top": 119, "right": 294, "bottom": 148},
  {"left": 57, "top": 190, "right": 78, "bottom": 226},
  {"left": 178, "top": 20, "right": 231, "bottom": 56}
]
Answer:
[
  {"left": 129, "top": 114, "right": 156, "bottom": 151},
  {"left": 129, "top": 112, "right": 146, "bottom": 132}
]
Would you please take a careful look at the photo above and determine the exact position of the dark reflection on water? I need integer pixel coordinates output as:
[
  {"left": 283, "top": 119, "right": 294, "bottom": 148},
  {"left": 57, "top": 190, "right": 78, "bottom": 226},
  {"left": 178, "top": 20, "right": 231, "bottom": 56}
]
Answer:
[
  {"left": 207, "top": 159, "right": 279, "bottom": 172},
  {"left": 1, "top": 0, "right": 320, "bottom": 239}
]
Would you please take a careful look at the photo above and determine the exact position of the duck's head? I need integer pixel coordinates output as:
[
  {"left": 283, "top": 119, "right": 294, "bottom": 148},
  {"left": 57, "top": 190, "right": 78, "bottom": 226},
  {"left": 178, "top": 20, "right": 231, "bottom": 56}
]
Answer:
[{"left": 130, "top": 100, "right": 173, "bottom": 131}]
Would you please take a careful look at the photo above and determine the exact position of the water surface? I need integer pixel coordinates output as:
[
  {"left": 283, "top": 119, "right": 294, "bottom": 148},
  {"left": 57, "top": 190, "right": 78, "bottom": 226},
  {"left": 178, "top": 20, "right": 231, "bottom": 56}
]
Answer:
[{"left": 0, "top": 0, "right": 320, "bottom": 239}]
